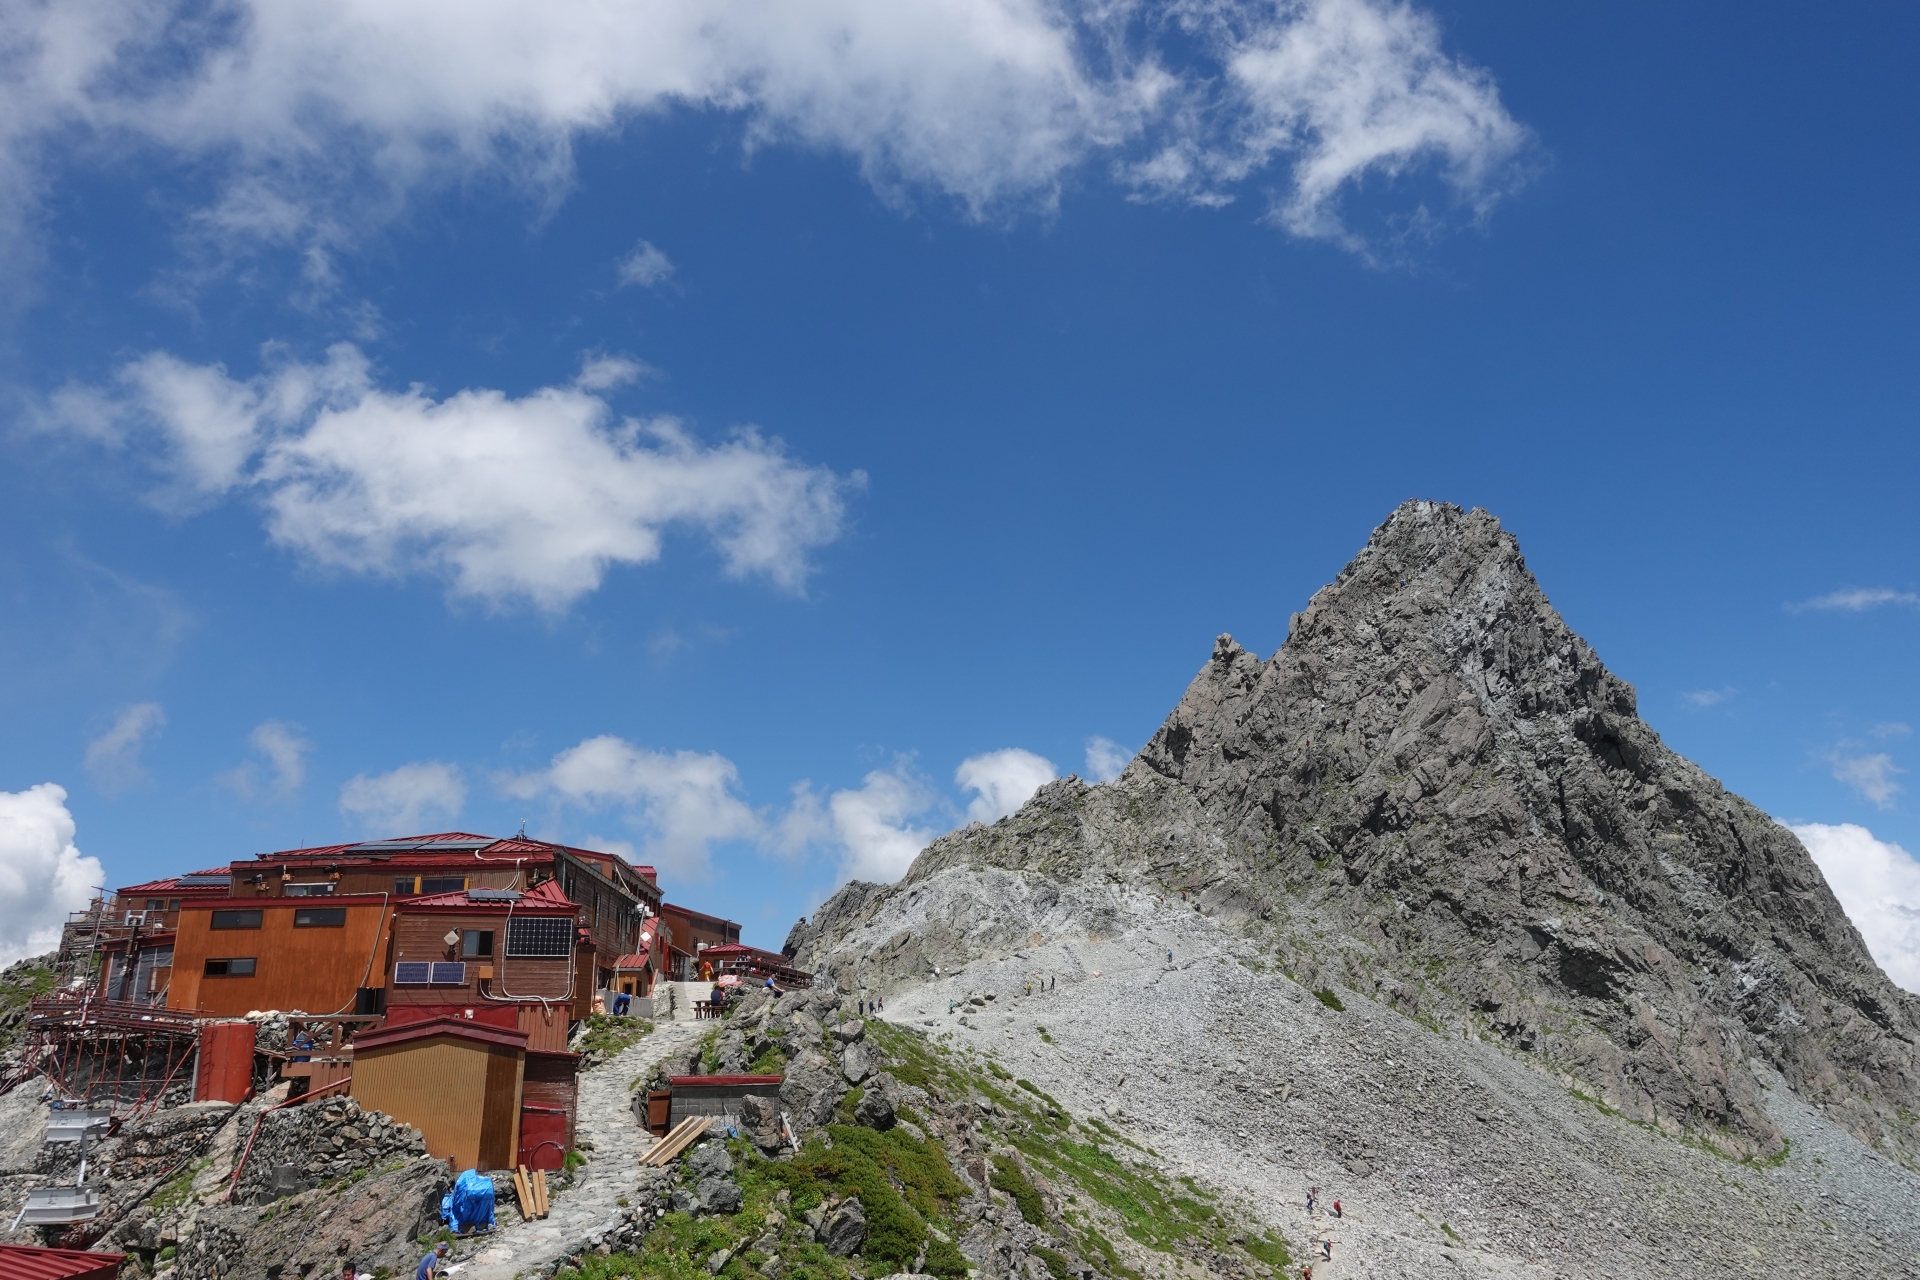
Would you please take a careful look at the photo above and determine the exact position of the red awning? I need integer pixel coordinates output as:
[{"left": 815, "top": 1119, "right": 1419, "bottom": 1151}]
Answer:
[{"left": 0, "top": 1245, "right": 128, "bottom": 1280}]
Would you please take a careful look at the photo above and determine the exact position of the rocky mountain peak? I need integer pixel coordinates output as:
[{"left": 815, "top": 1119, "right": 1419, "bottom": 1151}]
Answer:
[{"left": 795, "top": 501, "right": 1920, "bottom": 1168}]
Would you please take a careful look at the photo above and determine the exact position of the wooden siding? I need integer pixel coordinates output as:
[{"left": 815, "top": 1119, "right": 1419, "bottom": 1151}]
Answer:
[
  {"left": 387, "top": 912, "right": 572, "bottom": 1005},
  {"left": 517, "top": 1004, "right": 570, "bottom": 1053},
  {"left": 352, "top": 1035, "right": 524, "bottom": 1171},
  {"left": 521, "top": 1052, "right": 579, "bottom": 1154},
  {"left": 168, "top": 899, "right": 393, "bottom": 1017}
]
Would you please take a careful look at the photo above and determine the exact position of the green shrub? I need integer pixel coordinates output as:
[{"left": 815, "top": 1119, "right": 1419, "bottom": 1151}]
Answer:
[
  {"left": 988, "top": 1157, "right": 1045, "bottom": 1226},
  {"left": 1031, "top": 1246, "right": 1075, "bottom": 1280},
  {"left": 1313, "top": 989, "right": 1344, "bottom": 1011},
  {"left": 1244, "top": 1233, "right": 1291, "bottom": 1267}
]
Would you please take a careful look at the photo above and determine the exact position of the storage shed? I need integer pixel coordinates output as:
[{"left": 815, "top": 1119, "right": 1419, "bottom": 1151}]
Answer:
[
  {"left": 349, "top": 1016, "right": 527, "bottom": 1171},
  {"left": 666, "top": 1074, "right": 784, "bottom": 1129}
]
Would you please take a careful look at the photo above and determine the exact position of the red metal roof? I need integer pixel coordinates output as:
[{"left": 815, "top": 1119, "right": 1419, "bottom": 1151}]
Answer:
[
  {"left": 610, "top": 949, "right": 651, "bottom": 969},
  {"left": 662, "top": 902, "right": 743, "bottom": 930},
  {"left": 352, "top": 1015, "right": 530, "bottom": 1053},
  {"left": 669, "top": 1075, "right": 784, "bottom": 1087},
  {"left": 0, "top": 1244, "right": 127, "bottom": 1280},
  {"left": 114, "top": 870, "right": 232, "bottom": 895},
  {"left": 400, "top": 879, "right": 577, "bottom": 911}
]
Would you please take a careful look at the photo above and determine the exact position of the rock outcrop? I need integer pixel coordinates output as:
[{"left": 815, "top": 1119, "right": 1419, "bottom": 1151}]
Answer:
[{"left": 792, "top": 501, "right": 1920, "bottom": 1165}]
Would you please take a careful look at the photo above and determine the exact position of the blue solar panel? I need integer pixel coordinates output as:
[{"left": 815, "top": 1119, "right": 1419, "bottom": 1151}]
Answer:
[
  {"left": 393, "top": 962, "right": 431, "bottom": 985},
  {"left": 430, "top": 961, "right": 467, "bottom": 985}
]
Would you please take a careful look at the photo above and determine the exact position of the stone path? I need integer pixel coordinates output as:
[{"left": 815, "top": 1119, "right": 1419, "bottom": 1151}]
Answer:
[{"left": 454, "top": 1019, "right": 707, "bottom": 1280}]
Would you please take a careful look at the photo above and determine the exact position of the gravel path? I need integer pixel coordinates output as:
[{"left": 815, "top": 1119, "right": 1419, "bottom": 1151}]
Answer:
[{"left": 455, "top": 1020, "right": 706, "bottom": 1280}]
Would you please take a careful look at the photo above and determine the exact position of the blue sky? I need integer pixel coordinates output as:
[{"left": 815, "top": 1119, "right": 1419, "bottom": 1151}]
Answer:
[{"left": 1, "top": 1, "right": 1916, "bottom": 981}]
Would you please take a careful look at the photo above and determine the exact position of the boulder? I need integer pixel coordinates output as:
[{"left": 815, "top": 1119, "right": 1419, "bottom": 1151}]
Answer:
[
  {"left": 840, "top": 1042, "right": 873, "bottom": 1084},
  {"left": 698, "top": 1177, "right": 745, "bottom": 1214},
  {"left": 832, "top": 1018, "right": 867, "bottom": 1044},
  {"left": 854, "top": 1088, "right": 896, "bottom": 1130},
  {"left": 685, "top": 1141, "right": 733, "bottom": 1180},
  {"left": 741, "top": 1093, "right": 786, "bottom": 1156},
  {"left": 780, "top": 1049, "right": 845, "bottom": 1131},
  {"left": 820, "top": 1197, "right": 868, "bottom": 1256}
]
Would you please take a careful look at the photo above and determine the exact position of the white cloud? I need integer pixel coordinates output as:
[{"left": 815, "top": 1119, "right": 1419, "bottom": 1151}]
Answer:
[
  {"left": 1682, "top": 687, "right": 1735, "bottom": 709},
  {"left": 57, "top": 343, "right": 860, "bottom": 610},
  {"left": 617, "top": 241, "right": 676, "bottom": 290},
  {"left": 339, "top": 761, "right": 466, "bottom": 832},
  {"left": 0, "top": 0, "right": 1528, "bottom": 268},
  {"left": 825, "top": 766, "right": 942, "bottom": 883},
  {"left": 1871, "top": 722, "right": 1912, "bottom": 739},
  {"left": 84, "top": 702, "right": 165, "bottom": 795},
  {"left": 221, "top": 720, "right": 311, "bottom": 802},
  {"left": 1789, "top": 587, "right": 1920, "bottom": 613},
  {"left": 955, "top": 747, "right": 1056, "bottom": 823},
  {"left": 1828, "top": 748, "right": 1904, "bottom": 810},
  {"left": 1790, "top": 822, "right": 1920, "bottom": 994},
  {"left": 0, "top": 784, "right": 107, "bottom": 966},
  {"left": 502, "top": 735, "right": 760, "bottom": 877},
  {"left": 1084, "top": 735, "right": 1129, "bottom": 782}
]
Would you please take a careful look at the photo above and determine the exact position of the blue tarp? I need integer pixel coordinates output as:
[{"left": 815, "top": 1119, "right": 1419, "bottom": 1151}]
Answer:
[{"left": 440, "top": 1169, "right": 496, "bottom": 1234}]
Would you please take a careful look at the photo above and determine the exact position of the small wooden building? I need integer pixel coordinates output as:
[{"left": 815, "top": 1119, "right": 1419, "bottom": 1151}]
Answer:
[{"left": 350, "top": 1017, "right": 528, "bottom": 1171}]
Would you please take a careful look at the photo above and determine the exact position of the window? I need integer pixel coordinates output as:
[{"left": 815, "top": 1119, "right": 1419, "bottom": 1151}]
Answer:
[
  {"left": 168, "top": 899, "right": 181, "bottom": 911},
  {"left": 204, "top": 958, "right": 256, "bottom": 977},
  {"left": 145, "top": 898, "right": 165, "bottom": 911},
  {"left": 293, "top": 907, "right": 347, "bottom": 928},
  {"left": 507, "top": 917, "right": 572, "bottom": 958},
  {"left": 420, "top": 877, "right": 466, "bottom": 895},
  {"left": 461, "top": 930, "right": 494, "bottom": 957},
  {"left": 394, "top": 878, "right": 415, "bottom": 896},
  {"left": 210, "top": 910, "right": 262, "bottom": 930},
  {"left": 284, "top": 882, "right": 334, "bottom": 896}
]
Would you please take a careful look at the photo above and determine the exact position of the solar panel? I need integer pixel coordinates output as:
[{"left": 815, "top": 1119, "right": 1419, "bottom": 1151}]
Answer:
[
  {"left": 393, "top": 962, "right": 431, "bottom": 985},
  {"left": 467, "top": 889, "right": 521, "bottom": 902},
  {"left": 430, "top": 961, "right": 467, "bottom": 985},
  {"left": 349, "top": 838, "right": 497, "bottom": 852},
  {"left": 507, "top": 917, "right": 572, "bottom": 957},
  {"left": 177, "top": 875, "right": 230, "bottom": 887}
]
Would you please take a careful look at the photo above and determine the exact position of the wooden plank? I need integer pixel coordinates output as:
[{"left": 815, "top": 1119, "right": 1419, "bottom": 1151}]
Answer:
[
  {"left": 513, "top": 1166, "right": 534, "bottom": 1222},
  {"left": 533, "top": 1168, "right": 550, "bottom": 1218},
  {"left": 640, "top": 1115, "right": 709, "bottom": 1168}
]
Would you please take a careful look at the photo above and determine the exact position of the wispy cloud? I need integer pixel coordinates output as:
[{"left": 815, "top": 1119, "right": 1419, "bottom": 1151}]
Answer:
[
  {"left": 84, "top": 702, "right": 165, "bottom": 795},
  {"left": 1682, "top": 687, "right": 1736, "bottom": 709},
  {"left": 501, "top": 736, "right": 760, "bottom": 879},
  {"left": 955, "top": 748, "right": 1057, "bottom": 824},
  {"left": 1871, "top": 722, "right": 1912, "bottom": 740},
  {"left": 221, "top": 720, "right": 311, "bottom": 802},
  {"left": 339, "top": 761, "right": 466, "bottom": 833},
  {"left": 0, "top": 0, "right": 1531, "bottom": 278},
  {"left": 1827, "top": 746, "right": 1904, "bottom": 810},
  {"left": 1084, "top": 736, "right": 1131, "bottom": 783},
  {"left": 48, "top": 344, "right": 862, "bottom": 612},
  {"left": 1789, "top": 587, "right": 1920, "bottom": 613},
  {"left": 616, "top": 241, "right": 676, "bottom": 290}
]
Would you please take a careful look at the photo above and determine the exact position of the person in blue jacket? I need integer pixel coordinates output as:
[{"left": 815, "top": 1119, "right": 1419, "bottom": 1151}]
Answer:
[{"left": 415, "top": 1241, "right": 449, "bottom": 1279}]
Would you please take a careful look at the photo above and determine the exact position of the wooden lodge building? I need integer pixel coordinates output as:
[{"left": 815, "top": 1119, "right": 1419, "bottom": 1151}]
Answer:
[{"left": 64, "top": 831, "right": 771, "bottom": 1173}]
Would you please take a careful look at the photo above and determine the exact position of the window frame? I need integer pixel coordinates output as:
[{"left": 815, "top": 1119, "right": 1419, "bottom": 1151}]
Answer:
[
  {"left": 204, "top": 957, "right": 257, "bottom": 977},
  {"left": 293, "top": 907, "right": 348, "bottom": 928},
  {"left": 461, "top": 929, "right": 495, "bottom": 958},
  {"left": 209, "top": 909, "right": 263, "bottom": 931}
]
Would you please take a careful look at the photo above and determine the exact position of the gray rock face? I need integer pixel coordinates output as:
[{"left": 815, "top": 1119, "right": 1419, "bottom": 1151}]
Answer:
[
  {"left": 840, "top": 1041, "right": 873, "bottom": 1083},
  {"left": 820, "top": 1197, "right": 868, "bottom": 1256},
  {"left": 853, "top": 1087, "right": 895, "bottom": 1130},
  {"left": 780, "top": 1048, "right": 846, "bottom": 1131},
  {"left": 684, "top": 1141, "right": 733, "bottom": 1180},
  {"left": 740, "top": 1093, "right": 785, "bottom": 1155},
  {"left": 697, "top": 1176, "right": 744, "bottom": 1214},
  {"left": 791, "top": 501, "right": 1920, "bottom": 1165}
]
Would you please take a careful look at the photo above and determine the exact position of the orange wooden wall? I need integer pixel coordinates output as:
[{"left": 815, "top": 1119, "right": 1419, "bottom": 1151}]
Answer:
[
  {"left": 167, "top": 899, "right": 393, "bottom": 1016},
  {"left": 351, "top": 1036, "right": 524, "bottom": 1170}
]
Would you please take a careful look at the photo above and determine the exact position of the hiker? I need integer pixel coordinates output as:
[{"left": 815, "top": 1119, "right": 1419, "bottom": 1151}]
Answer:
[
  {"left": 1321, "top": 1237, "right": 1333, "bottom": 1260},
  {"left": 415, "top": 1242, "right": 450, "bottom": 1280},
  {"left": 1300, "top": 1266, "right": 1311, "bottom": 1280},
  {"left": 1306, "top": 1186, "right": 1317, "bottom": 1213},
  {"left": 876, "top": 995, "right": 884, "bottom": 1011},
  {"left": 1331, "top": 1198, "right": 1342, "bottom": 1218},
  {"left": 612, "top": 990, "right": 631, "bottom": 1016},
  {"left": 1025, "top": 982, "right": 1032, "bottom": 996},
  {"left": 1167, "top": 950, "right": 1173, "bottom": 963}
]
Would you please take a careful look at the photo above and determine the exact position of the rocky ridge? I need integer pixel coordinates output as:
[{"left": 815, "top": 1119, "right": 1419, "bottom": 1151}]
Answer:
[{"left": 789, "top": 501, "right": 1920, "bottom": 1279}]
